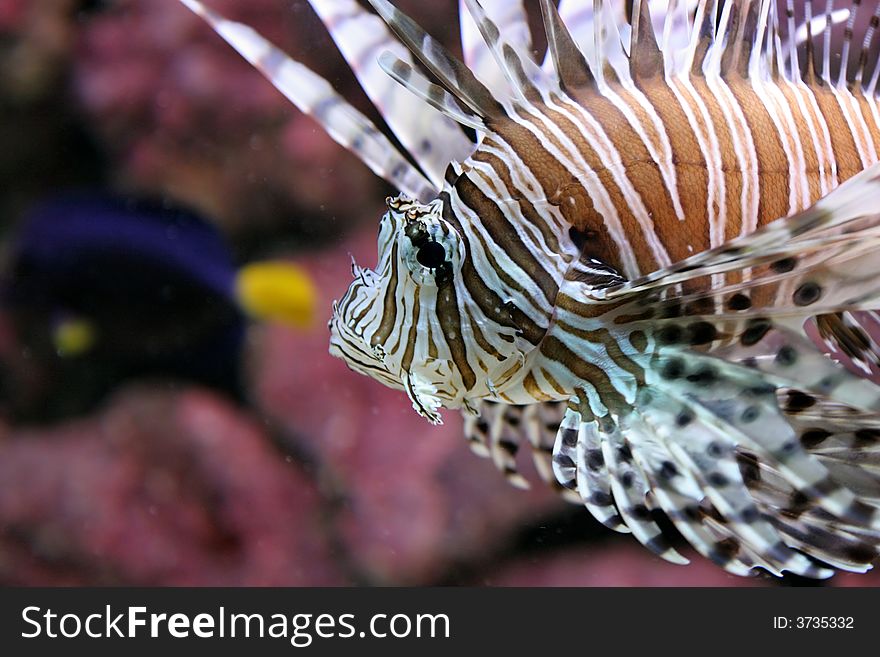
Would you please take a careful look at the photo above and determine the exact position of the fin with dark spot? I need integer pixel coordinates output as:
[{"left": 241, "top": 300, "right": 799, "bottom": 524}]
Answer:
[{"left": 463, "top": 400, "right": 578, "bottom": 501}]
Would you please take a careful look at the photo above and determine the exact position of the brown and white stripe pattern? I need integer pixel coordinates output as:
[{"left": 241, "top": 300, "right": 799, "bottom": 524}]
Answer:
[
  {"left": 435, "top": 0, "right": 880, "bottom": 413},
  {"left": 185, "top": 0, "right": 880, "bottom": 577}
]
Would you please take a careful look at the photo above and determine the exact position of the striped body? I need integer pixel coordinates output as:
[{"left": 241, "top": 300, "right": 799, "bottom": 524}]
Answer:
[
  {"left": 442, "top": 72, "right": 880, "bottom": 412},
  {"left": 425, "top": 68, "right": 880, "bottom": 414},
  {"left": 185, "top": 0, "right": 880, "bottom": 577},
  {"left": 485, "top": 78, "right": 880, "bottom": 277}
]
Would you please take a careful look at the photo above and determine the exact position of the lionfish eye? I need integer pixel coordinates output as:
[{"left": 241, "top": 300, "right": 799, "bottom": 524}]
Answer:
[{"left": 416, "top": 240, "right": 446, "bottom": 269}]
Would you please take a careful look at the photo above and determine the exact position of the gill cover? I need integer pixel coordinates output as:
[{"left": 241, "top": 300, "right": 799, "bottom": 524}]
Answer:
[{"left": 374, "top": 195, "right": 466, "bottom": 425}]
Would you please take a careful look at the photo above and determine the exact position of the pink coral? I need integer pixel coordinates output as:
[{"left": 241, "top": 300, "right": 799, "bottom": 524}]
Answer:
[
  {"left": 0, "top": 386, "right": 344, "bottom": 585},
  {"left": 71, "top": 0, "right": 378, "bottom": 242}
]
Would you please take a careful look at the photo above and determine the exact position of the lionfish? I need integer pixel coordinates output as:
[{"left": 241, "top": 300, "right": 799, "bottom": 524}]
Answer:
[{"left": 181, "top": 0, "right": 880, "bottom": 578}]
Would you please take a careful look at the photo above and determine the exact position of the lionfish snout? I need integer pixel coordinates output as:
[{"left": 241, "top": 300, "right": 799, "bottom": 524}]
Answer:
[{"left": 328, "top": 269, "right": 401, "bottom": 392}]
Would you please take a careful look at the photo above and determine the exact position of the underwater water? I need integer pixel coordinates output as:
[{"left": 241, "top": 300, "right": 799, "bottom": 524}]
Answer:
[{"left": 0, "top": 0, "right": 875, "bottom": 587}]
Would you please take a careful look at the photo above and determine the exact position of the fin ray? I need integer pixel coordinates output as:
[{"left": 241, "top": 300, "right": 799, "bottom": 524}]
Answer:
[
  {"left": 367, "top": 0, "right": 505, "bottom": 120},
  {"left": 459, "top": 0, "right": 531, "bottom": 99},
  {"left": 178, "top": 0, "right": 436, "bottom": 200},
  {"left": 306, "top": 0, "right": 474, "bottom": 187},
  {"left": 539, "top": 0, "right": 596, "bottom": 91},
  {"left": 378, "top": 52, "right": 486, "bottom": 131}
]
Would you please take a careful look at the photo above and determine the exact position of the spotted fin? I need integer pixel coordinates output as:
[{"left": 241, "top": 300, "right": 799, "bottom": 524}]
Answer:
[
  {"left": 622, "top": 410, "right": 766, "bottom": 575},
  {"left": 590, "top": 325, "right": 880, "bottom": 573},
  {"left": 595, "top": 162, "right": 880, "bottom": 310},
  {"left": 653, "top": 352, "right": 877, "bottom": 546},
  {"left": 552, "top": 395, "right": 833, "bottom": 576},
  {"left": 598, "top": 414, "right": 689, "bottom": 563},
  {"left": 552, "top": 408, "right": 628, "bottom": 530},
  {"left": 560, "top": 161, "right": 880, "bottom": 575},
  {"left": 631, "top": 391, "right": 835, "bottom": 577},
  {"left": 463, "top": 400, "right": 578, "bottom": 501},
  {"left": 553, "top": 359, "right": 878, "bottom": 576},
  {"left": 595, "top": 164, "right": 880, "bottom": 414},
  {"left": 738, "top": 404, "right": 880, "bottom": 573},
  {"left": 769, "top": 395, "right": 880, "bottom": 504},
  {"left": 813, "top": 311, "right": 880, "bottom": 378}
]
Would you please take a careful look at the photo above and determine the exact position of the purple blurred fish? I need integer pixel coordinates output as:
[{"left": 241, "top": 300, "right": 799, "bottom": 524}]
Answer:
[{"left": 1, "top": 191, "right": 315, "bottom": 420}]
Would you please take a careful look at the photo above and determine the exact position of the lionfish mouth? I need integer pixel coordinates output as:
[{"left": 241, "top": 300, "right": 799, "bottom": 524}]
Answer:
[
  {"left": 327, "top": 269, "right": 402, "bottom": 392},
  {"left": 328, "top": 316, "right": 398, "bottom": 387}
]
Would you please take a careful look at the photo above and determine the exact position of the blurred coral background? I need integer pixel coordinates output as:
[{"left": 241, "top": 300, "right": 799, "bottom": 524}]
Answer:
[{"left": 0, "top": 0, "right": 874, "bottom": 587}]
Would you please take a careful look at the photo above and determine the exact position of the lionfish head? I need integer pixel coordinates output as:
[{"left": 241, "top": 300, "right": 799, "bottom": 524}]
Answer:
[{"left": 329, "top": 195, "right": 472, "bottom": 424}]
